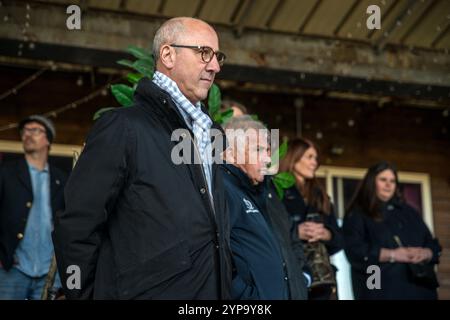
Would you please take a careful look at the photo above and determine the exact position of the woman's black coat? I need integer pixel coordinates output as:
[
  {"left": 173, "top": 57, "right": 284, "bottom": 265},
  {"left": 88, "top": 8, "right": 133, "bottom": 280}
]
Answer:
[
  {"left": 343, "top": 200, "right": 441, "bottom": 300},
  {"left": 282, "top": 186, "right": 344, "bottom": 256}
]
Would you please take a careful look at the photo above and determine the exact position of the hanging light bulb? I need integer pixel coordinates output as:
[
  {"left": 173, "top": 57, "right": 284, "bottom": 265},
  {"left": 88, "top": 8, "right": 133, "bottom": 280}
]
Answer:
[{"left": 76, "top": 75, "right": 84, "bottom": 86}]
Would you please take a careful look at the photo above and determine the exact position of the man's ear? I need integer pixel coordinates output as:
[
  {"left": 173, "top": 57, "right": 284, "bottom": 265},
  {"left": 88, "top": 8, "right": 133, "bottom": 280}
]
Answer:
[{"left": 159, "top": 45, "right": 175, "bottom": 69}]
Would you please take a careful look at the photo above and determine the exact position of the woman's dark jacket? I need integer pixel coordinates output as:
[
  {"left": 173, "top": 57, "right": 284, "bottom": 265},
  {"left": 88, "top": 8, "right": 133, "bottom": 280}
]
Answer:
[
  {"left": 282, "top": 186, "right": 344, "bottom": 256},
  {"left": 343, "top": 199, "right": 441, "bottom": 300}
]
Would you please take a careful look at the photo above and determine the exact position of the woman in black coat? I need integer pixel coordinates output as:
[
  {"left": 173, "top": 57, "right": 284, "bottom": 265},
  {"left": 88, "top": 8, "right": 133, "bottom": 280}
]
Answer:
[
  {"left": 280, "top": 138, "right": 344, "bottom": 300},
  {"left": 343, "top": 161, "right": 441, "bottom": 300}
]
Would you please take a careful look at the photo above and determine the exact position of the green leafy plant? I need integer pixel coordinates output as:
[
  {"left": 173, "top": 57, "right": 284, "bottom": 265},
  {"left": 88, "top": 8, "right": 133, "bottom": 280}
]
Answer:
[
  {"left": 207, "top": 83, "right": 233, "bottom": 125},
  {"left": 270, "top": 139, "right": 296, "bottom": 199},
  {"left": 93, "top": 45, "right": 154, "bottom": 120}
]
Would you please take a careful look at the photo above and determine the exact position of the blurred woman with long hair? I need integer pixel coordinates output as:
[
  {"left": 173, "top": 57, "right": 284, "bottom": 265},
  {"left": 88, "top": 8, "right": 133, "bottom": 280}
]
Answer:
[
  {"left": 280, "top": 138, "right": 343, "bottom": 300},
  {"left": 343, "top": 161, "right": 441, "bottom": 300}
]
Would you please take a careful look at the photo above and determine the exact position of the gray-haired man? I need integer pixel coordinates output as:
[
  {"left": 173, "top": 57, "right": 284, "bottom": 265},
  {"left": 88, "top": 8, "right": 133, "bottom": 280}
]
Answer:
[{"left": 221, "top": 115, "right": 309, "bottom": 300}]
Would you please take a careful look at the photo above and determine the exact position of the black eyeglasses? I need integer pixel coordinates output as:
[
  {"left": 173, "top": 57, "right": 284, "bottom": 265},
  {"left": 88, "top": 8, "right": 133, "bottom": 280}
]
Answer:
[
  {"left": 170, "top": 44, "right": 226, "bottom": 66},
  {"left": 20, "top": 127, "right": 46, "bottom": 136}
]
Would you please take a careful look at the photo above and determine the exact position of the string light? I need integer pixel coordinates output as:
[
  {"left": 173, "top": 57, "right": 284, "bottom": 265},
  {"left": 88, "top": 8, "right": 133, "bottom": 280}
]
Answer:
[
  {"left": 0, "top": 66, "right": 49, "bottom": 101},
  {"left": 0, "top": 78, "right": 121, "bottom": 132},
  {"left": 76, "top": 75, "right": 84, "bottom": 86}
]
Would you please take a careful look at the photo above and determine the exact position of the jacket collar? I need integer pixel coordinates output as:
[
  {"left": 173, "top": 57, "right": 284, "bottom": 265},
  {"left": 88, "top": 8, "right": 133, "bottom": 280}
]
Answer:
[
  {"left": 381, "top": 197, "right": 403, "bottom": 212},
  {"left": 222, "top": 163, "right": 266, "bottom": 195},
  {"left": 135, "top": 77, "right": 182, "bottom": 118},
  {"left": 17, "top": 157, "right": 63, "bottom": 202},
  {"left": 135, "top": 76, "right": 227, "bottom": 156},
  {"left": 17, "top": 157, "right": 32, "bottom": 193}
]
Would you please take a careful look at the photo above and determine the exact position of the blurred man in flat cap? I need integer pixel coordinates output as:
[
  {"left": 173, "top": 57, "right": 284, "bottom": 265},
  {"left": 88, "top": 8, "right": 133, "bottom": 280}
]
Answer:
[{"left": 0, "top": 115, "right": 66, "bottom": 299}]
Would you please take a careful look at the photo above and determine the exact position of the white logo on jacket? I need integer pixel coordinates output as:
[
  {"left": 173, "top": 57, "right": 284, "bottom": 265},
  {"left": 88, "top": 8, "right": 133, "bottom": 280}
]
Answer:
[{"left": 243, "top": 198, "right": 260, "bottom": 214}]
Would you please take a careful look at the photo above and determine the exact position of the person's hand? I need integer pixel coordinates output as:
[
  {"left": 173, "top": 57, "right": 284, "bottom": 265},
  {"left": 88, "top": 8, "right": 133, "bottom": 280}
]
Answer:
[
  {"left": 408, "top": 247, "right": 433, "bottom": 264},
  {"left": 391, "top": 247, "right": 415, "bottom": 263},
  {"left": 298, "top": 222, "right": 332, "bottom": 242},
  {"left": 298, "top": 222, "right": 313, "bottom": 241}
]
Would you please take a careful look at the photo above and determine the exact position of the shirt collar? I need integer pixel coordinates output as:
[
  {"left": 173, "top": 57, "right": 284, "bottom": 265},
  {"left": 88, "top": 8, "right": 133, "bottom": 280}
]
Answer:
[
  {"left": 27, "top": 161, "right": 49, "bottom": 173},
  {"left": 152, "top": 71, "right": 202, "bottom": 109}
]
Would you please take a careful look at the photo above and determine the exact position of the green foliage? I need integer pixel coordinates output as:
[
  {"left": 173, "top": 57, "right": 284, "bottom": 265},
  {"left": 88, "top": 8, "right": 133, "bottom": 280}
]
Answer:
[
  {"left": 111, "top": 84, "right": 134, "bottom": 107},
  {"left": 130, "top": 59, "right": 154, "bottom": 78},
  {"left": 219, "top": 108, "right": 234, "bottom": 124},
  {"left": 272, "top": 171, "right": 296, "bottom": 199},
  {"left": 270, "top": 139, "right": 288, "bottom": 167},
  {"left": 93, "top": 107, "right": 117, "bottom": 121},
  {"left": 273, "top": 181, "right": 284, "bottom": 201},
  {"left": 207, "top": 83, "right": 234, "bottom": 125},
  {"left": 94, "top": 45, "right": 154, "bottom": 120},
  {"left": 269, "top": 138, "right": 295, "bottom": 199},
  {"left": 125, "top": 46, "right": 151, "bottom": 60},
  {"left": 117, "top": 59, "right": 154, "bottom": 79},
  {"left": 126, "top": 73, "right": 144, "bottom": 85},
  {"left": 208, "top": 84, "right": 221, "bottom": 117}
]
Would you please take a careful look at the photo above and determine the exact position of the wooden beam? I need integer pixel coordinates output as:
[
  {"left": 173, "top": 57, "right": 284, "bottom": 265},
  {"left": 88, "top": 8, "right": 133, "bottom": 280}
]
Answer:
[
  {"left": 1, "top": 1, "right": 449, "bottom": 89},
  {"left": 2, "top": 38, "right": 449, "bottom": 104},
  {"left": 399, "top": 0, "right": 437, "bottom": 45},
  {"left": 298, "top": 0, "right": 322, "bottom": 34},
  {"left": 333, "top": 0, "right": 359, "bottom": 36},
  {"left": 374, "top": 0, "right": 417, "bottom": 51}
]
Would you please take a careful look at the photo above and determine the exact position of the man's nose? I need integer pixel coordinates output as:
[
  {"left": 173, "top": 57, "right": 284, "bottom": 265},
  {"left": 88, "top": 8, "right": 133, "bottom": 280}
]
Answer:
[
  {"left": 22, "top": 130, "right": 31, "bottom": 137},
  {"left": 206, "top": 55, "right": 221, "bottom": 73},
  {"left": 262, "top": 152, "right": 271, "bottom": 165}
]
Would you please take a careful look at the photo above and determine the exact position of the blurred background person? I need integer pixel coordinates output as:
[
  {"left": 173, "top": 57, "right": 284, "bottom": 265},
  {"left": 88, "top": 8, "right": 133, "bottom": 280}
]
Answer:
[
  {"left": 0, "top": 115, "right": 66, "bottom": 299},
  {"left": 280, "top": 138, "right": 343, "bottom": 300},
  {"left": 343, "top": 161, "right": 441, "bottom": 300},
  {"left": 221, "top": 99, "right": 247, "bottom": 117}
]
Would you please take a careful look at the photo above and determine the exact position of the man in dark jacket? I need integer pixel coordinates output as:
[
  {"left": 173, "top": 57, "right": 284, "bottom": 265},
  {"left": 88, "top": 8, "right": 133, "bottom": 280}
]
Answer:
[
  {"left": 0, "top": 115, "right": 66, "bottom": 299},
  {"left": 52, "top": 17, "right": 232, "bottom": 299},
  {"left": 221, "top": 115, "right": 309, "bottom": 300}
]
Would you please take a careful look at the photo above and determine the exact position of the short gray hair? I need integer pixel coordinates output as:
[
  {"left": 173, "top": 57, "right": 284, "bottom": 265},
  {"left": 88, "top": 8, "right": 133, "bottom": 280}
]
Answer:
[
  {"left": 152, "top": 18, "right": 187, "bottom": 64},
  {"left": 223, "top": 115, "right": 266, "bottom": 132},
  {"left": 222, "top": 115, "right": 270, "bottom": 165}
]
